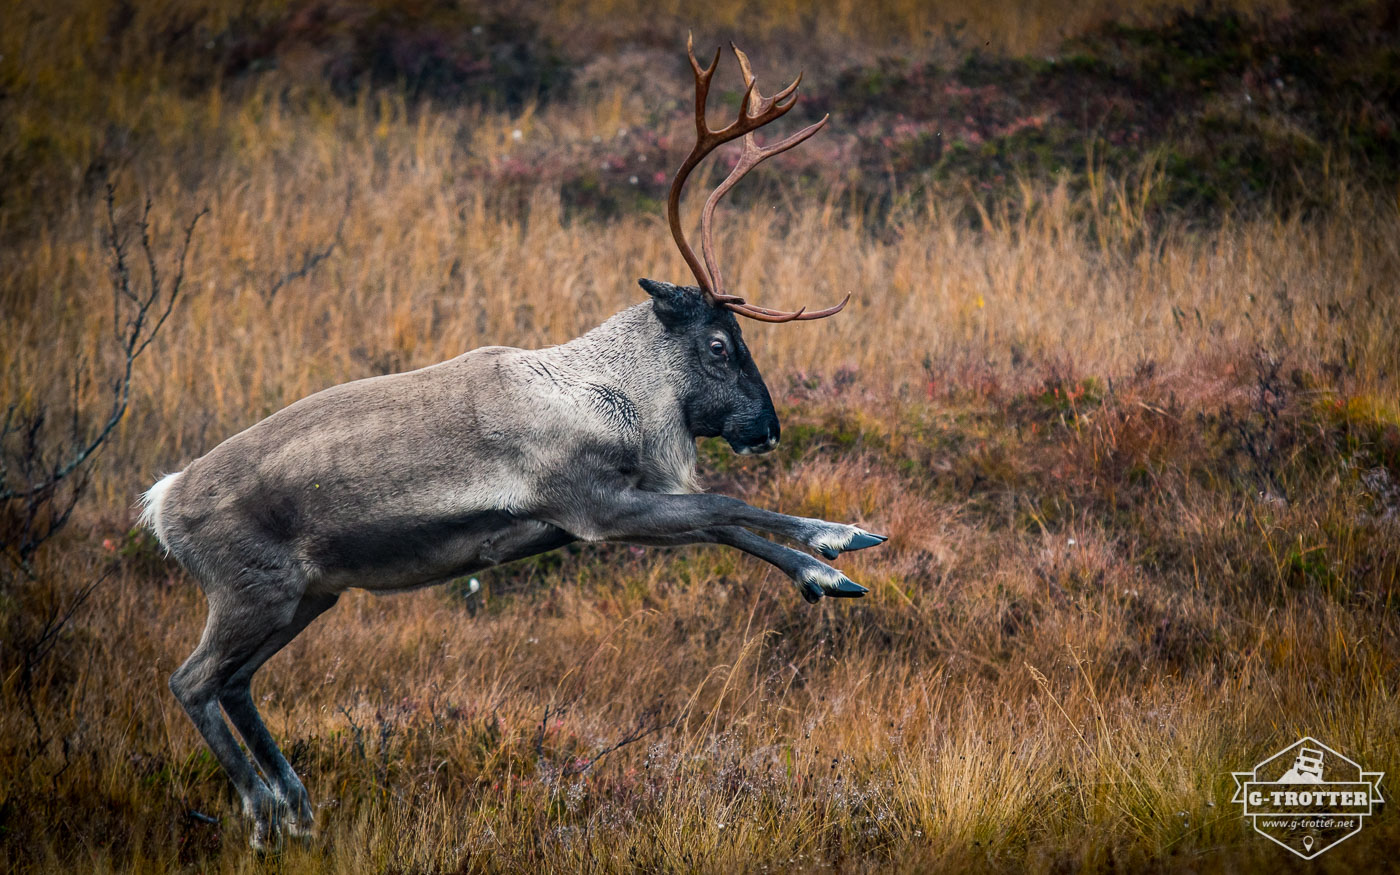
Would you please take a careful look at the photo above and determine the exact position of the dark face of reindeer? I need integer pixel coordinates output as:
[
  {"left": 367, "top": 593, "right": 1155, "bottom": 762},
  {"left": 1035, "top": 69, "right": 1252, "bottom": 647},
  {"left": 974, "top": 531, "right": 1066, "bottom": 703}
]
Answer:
[{"left": 640, "top": 278, "right": 780, "bottom": 454}]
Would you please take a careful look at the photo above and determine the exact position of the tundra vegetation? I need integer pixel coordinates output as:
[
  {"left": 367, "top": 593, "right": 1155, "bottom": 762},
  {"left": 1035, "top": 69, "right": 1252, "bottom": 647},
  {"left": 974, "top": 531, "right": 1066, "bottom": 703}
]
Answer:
[{"left": 2, "top": 0, "right": 1398, "bottom": 872}]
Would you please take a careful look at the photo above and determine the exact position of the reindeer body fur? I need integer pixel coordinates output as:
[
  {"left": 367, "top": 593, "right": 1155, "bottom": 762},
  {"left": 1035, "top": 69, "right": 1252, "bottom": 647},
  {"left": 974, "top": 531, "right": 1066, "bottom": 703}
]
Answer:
[{"left": 147, "top": 304, "right": 697, "bottom": 599}]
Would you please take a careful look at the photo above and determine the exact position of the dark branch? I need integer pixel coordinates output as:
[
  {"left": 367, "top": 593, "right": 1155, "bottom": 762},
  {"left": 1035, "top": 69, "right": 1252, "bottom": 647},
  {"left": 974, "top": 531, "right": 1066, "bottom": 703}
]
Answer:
[
  {"left": 561, "top": 706, "right": 675, "bottom": 777},
  {"left": 264, "top": 185, "right": 352, "bottom": 302}
]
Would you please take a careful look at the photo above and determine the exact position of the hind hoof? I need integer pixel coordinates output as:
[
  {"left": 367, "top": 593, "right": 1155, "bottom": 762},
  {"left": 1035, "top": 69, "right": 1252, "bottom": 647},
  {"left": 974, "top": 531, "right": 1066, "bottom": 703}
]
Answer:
[
  {"left": 797, "top": 567, "right": 869, "bottom": 601},
  {"left": 824, "top": 575, "right": 869, "bottom": 597}
]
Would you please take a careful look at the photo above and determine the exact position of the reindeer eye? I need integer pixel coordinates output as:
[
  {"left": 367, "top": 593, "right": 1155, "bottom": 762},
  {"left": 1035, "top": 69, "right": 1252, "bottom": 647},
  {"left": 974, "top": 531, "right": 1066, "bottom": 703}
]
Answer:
[{"left": 709, "top": 339, "right": 727, "bottom": 357}]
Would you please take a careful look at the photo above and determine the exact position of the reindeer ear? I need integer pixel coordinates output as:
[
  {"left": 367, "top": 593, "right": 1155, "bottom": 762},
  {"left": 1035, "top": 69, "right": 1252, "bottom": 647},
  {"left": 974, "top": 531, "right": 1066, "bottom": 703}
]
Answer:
[{"left": 639, "top": 278, "right": 701, "bottom": 329}]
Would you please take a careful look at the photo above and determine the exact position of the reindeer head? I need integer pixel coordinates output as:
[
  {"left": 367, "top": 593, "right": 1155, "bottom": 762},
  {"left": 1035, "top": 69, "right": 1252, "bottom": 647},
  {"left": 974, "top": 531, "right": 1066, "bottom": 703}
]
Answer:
[
  {"left": 637, "top": 277, "right": 779, "bottom": 454},
  {"left": 641, "top": 37, "right": 849, "bottom": 455}
]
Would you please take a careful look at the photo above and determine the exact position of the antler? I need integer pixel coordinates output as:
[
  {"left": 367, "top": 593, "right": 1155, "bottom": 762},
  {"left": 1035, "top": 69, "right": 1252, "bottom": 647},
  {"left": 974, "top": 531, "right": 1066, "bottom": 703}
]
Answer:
[{"left": 666, "top": 36, "right": 850, "bottom": 323}]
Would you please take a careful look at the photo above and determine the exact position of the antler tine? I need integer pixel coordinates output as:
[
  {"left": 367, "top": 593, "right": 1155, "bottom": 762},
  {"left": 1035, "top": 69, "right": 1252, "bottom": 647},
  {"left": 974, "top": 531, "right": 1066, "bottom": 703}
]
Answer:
[
  {"left": 686, "top": 31, "right": 720, "bottom": 82},
  {"left": 732, "top": 45, "right": 803, "bottom": 113},
  {"left": 770, "top": 72, "right": 803, "bottom": 105},
  {"left": 726, "top": 291, "right": 850, "bottom": 322},
  {"left": 726, "top": 304, "right": 806, "bottom": 323}
]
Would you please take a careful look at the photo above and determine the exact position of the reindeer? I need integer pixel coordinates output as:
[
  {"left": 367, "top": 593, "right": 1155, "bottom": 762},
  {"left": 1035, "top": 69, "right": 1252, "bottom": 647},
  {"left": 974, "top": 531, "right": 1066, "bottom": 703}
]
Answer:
[{"left": 140, "top": 38, "right": 886, "bottom": 849}]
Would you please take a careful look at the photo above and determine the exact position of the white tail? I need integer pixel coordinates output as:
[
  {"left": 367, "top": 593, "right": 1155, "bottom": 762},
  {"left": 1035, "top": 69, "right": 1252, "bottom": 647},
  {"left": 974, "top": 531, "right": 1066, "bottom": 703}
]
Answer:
[{"left": 138, "top": 471, "right": 182, "bottom": 550}]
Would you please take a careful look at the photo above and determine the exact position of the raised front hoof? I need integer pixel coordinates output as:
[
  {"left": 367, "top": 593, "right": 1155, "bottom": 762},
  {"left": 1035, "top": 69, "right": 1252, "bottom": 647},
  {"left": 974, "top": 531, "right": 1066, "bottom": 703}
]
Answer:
[
  {"left": 846, "top": 531, "right": 888, "bottom": 552},
  {"left": 814, "top": 528, "right": 888, "bottom": 559}
]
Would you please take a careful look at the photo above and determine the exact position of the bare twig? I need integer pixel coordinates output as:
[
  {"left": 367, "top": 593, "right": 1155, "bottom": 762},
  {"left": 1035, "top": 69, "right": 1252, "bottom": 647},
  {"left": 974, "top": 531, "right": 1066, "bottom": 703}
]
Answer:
[
  {"left": 264, "top": 185, "right": 352, "bottom": 302},
  {"left": 339, "top": 704, "right": 367, "bottom": 761},
  {"left": 18, "top": 569, "right": 111, "bottom": 753},
  {"left": 562, "top": 706, "right": 676, "bottom": 777}
]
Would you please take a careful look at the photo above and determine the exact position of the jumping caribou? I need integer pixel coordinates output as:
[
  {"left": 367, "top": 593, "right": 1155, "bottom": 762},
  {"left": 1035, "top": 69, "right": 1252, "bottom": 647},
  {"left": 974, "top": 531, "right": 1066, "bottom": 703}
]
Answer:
[{"left": 140, "top": 38, "right": 885, "bottom": 849}]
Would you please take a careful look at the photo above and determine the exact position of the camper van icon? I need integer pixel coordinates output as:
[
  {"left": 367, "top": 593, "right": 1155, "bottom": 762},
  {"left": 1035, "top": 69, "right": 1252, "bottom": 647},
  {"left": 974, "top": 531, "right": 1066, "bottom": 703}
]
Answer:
[{"left": 1278, "top": 747, "right": 1325, "bottom": 783}]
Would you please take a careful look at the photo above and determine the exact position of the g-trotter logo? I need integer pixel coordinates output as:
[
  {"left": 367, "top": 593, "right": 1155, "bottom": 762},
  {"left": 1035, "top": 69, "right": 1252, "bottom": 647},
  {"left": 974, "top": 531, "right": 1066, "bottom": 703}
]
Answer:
[{"left": 1231, "top": 737, "right": 1385, "bottom": 859}]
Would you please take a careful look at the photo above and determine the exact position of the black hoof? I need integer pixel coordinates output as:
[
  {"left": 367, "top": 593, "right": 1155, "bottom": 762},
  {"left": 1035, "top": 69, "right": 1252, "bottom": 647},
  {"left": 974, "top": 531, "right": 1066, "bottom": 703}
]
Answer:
[
  {"left": 817, "top": 543, "right": 841, "bottom": 560},
  {"left": 825, "top": 575, "right": 869, "bottom": 598},
  {"left": 847, "top": 531, "right": 888, "bottom": 552},
  {"left": 798, "top": 580, "right": 824, "bottom": 603}
]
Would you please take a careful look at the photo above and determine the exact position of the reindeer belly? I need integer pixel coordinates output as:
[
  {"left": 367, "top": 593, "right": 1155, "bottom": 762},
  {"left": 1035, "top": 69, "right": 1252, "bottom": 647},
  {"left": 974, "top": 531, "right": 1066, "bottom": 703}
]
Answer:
[{"left": 308, "top": 512, "right": 574, "bottom": 593}]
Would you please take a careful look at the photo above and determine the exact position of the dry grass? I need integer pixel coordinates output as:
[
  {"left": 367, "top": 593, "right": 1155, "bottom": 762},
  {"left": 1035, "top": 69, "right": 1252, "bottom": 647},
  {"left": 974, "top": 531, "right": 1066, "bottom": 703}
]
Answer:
[{"left": 4, "top": 1, "right": 1400, "bottom": 872}]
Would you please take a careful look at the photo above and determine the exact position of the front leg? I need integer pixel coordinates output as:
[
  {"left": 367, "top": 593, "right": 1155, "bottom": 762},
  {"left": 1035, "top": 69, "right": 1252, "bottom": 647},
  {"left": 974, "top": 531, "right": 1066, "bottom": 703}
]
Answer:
[
  {"left": 612, "top": 526, "right": 869, "bottom": 602},
  {"left": 555, "top": 489, "right": 886, "bottom": 560}
]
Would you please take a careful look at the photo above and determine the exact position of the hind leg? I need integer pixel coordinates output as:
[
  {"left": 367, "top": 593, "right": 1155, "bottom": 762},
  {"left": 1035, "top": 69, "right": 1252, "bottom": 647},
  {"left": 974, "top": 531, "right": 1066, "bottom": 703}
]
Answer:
[
  {"left": 218, "top": 592, "right": 339, "bottom": 838},
  {"left": 170, "top": 588, "right": 300, "bottom": 850}
]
